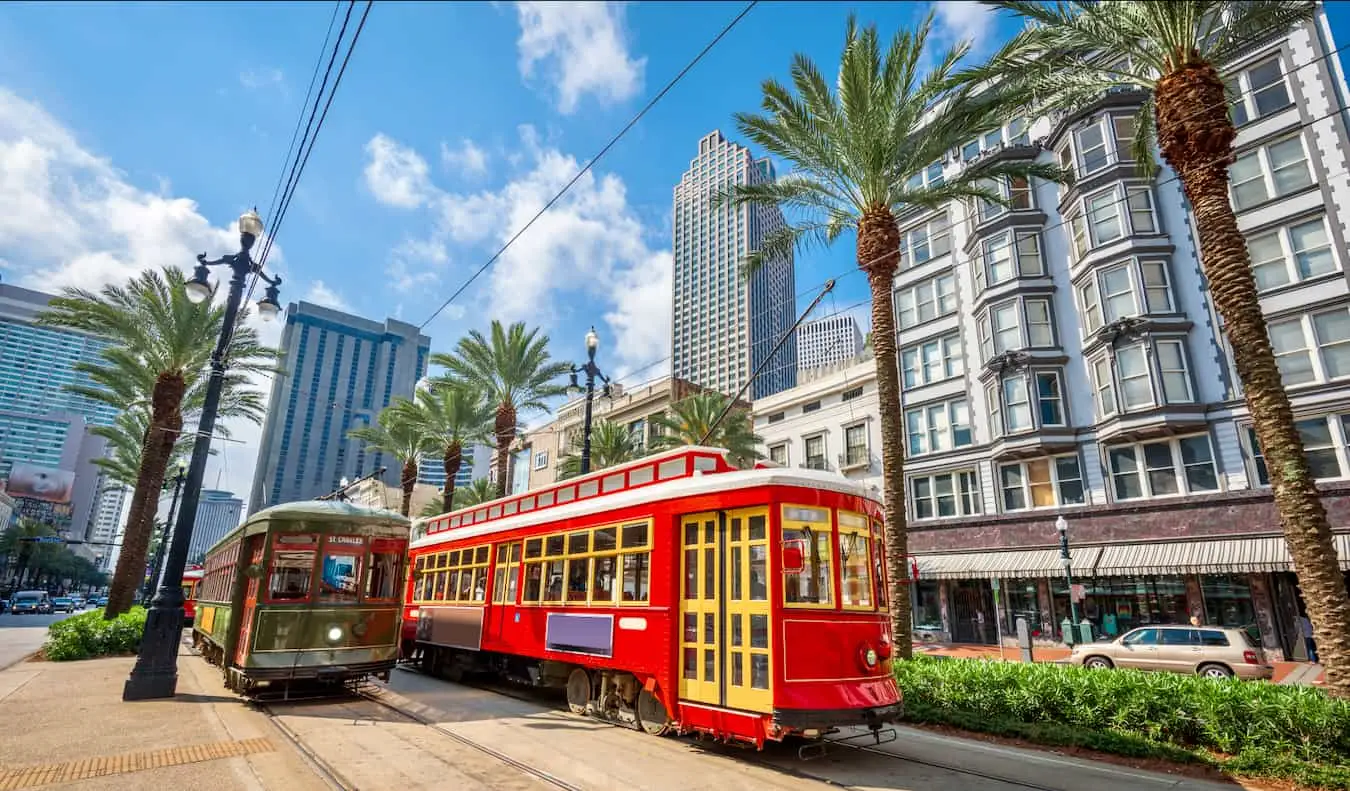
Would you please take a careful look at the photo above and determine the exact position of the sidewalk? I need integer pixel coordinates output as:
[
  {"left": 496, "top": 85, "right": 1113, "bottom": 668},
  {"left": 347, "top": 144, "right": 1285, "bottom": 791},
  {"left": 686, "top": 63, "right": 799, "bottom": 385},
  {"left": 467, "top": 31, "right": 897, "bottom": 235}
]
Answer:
[
  {"left": 915, "top": 642, "right": 1327, "bottom": 685},
  {"left": 0, "top": 646, "right": 329, "bottom": 790}
]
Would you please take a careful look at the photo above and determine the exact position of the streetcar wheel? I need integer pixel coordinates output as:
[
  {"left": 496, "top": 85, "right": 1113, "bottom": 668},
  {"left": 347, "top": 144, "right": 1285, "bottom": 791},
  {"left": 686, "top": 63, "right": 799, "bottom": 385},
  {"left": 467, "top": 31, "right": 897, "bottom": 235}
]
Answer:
[
  {"left": 565, "top": 668, "right": 591, "bottom": 715},
  {"left": 635, "top": 688, "right": 670, "bottom": 736}
]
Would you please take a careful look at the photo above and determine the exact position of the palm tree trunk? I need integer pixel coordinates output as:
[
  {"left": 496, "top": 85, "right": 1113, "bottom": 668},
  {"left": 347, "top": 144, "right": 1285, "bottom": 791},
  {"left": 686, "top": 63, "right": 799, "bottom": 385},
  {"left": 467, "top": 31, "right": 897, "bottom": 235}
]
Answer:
[
  {"left": 859, "top": 205, "right": 912, "bottom": 659},
  {"left": 442, "top": 441, "right": 462, "bottom": 507},
  {"left": 400, "top": 459, "right": 418, "bottom": 517},
  {"left": 1157, "top": 64, "right": 1350, "bottom": 697},
  {"left": 493, "top": 402, "right": 517, "bottom": 499},
  {"left": 105, "top": 373, "right": 184, "bottom": 619}
]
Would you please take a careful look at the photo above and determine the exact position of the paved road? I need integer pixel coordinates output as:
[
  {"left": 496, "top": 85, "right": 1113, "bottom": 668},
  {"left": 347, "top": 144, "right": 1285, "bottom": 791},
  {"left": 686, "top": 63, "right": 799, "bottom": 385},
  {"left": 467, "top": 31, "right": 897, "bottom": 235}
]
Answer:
[{"left": 0, "top": 610, "right": 81, "bottom": 670}]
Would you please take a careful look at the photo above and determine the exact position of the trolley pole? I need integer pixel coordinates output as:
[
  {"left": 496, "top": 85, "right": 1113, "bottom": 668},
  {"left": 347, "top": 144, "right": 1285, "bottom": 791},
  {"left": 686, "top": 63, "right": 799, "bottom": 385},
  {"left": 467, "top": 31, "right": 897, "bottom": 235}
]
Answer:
[{"left": 124, "top": 209, "right": 281, "bottom": 701}]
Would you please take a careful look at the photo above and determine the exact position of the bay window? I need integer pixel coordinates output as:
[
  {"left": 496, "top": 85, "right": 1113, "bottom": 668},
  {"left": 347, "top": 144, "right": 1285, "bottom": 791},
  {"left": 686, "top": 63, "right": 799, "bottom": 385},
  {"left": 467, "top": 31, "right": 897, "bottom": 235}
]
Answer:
[
  {"left": 910, "top": 469, "right": 982, "bottom": 520},
  {"left": 905, "top": 398, "right": 972, "bottom": 456},
  {"left": 977, "top": 297, "right": 1055, "bottom": 359},
  {"left": 1247, "top": 415, "right": 1350, "bottom": 485},
  {"left": 1107, "top": 434, "right": 1220, "bottom": 501},
  {"left": 987, "top": 370, "right": 1066, "bottom": 438},
  {"left": 904, "top": 160, "right": 945, "bottom": 192},
  {"left": 1229, "top": 57, "right": 1293, "bottom": 126},
  {"left": 1069, "top": 186, "right": 1158, "bottom": 259},
  {"left": 1090, "top": 339, "right": 1195, "bottom": 418},
  {"left": 901, "top": 333, "right": 964, "bottom": 388},
  {"left": 977, "top": 230, "right": 1043, "bottom": 290},
  {"left": 1079, "top": 258, "right": 1174, "bottom": 334},
  {"left": 975, "top": 176, "right": 1033, "bottom": 222},
  {"left": 898, "top": 212, "right": 954, "bottom": 269},
  {"left": 1229, "top": 135, "right": 1313, "bottom": 211},
  {"left": 1069, "top": 114, "right": 1137, "bottom": 177},
  {"left": 999, "top": 455, "right": 1086, "bottom": 511},
  {"left": 1246, "top": 216, "right": 1337, "bottom": 291},
  {"left": 897, "top": 272, "right": 957, "bottom": 329},
  {"left": 1268, "top": 306, "right": 1350, "bottom": 386}
]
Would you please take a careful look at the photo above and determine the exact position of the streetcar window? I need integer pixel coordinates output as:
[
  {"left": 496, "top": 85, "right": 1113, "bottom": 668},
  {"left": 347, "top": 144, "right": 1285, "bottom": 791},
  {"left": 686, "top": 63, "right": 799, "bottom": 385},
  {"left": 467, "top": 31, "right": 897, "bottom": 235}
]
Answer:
[
  {"left": 426, "top": 545, "right": 491, "bottom": 604},
  {"left": 493, "top": 543, "right": 521, "bottom": 605},
  {"left": 658, "top": 459, "right": 684, "bottom": 479},
  {"left": 539, "top": 491, "right": 555, "bottom": 507},
  {"left": 525, "top": 538, "right": 543, "bottom": 559},
  {"left": 838, "top": 526, "right": 874, "bottom": 609},
  {"left": 319, "top": 537, "right": 363, "bottom": 603},
  {"left": 545, "top": 535, "right": 565, "bottom": 557},
  {"left": 566, "top": 558, "right": 590, "bottom": 601},
  {"left": 269, "top": 549, "right": 315, "bottom": 602},
  {"left": 558, "top": 486, "right": 576, "bottom": 503},
  {"left": 543, "top": 560, "right": 565, "bottom": 603},
  {"left": 523, "top": 562, "right": 543, "bottom": 602},
  {"left": 489, "top": 505, "right": 502, "bottom": 519},
  {"left": 593, "top": 527, "right": 617, "bottom": 552},
  {"left": 621, "top": 523, "right": 648, "bottom": 548},
  {"left": 579, "top": 480, "right": 599, "bottom": 498},
  {"left": 590, "top": 555, "right": 617, "bottom": 603},
  {"left": 602, "top": 473, "right": 624, "bottom": 493},
  {"left": 782, "top": 527, "right": 833, "bottom": 606},
  {"left": 622, "top": 552, "right": 649, "bottom": 602},
  {"left": 694, "top": 456, "right": 717, "bottom": 472},
  {"left": 628, "top": 465, "right": 654, "bottom": 486},
  {"left": 567, "top": 531, "right": 589, "bottom": 554},
  {"left": 521, "top": 496, "right": 536, "bottom": 511},
  {"left": 504, "top": 500, "right": 518, "bottom": 515},
  {"left": 749, "top": 546, "right": 768, "bottom": 601},
  {"left": 475, "top": 546, "right": 489, "bottom": 564},
  {"left": 365, "top": 543, "right": 402, "bottom": 601},
  {"left": 873, "top": 535, "right": 889, "bottom": 610}
]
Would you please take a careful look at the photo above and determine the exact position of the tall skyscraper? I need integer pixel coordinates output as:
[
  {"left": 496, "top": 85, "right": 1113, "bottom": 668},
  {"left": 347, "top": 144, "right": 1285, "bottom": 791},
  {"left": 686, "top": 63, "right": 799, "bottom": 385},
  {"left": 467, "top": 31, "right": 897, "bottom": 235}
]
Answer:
[
  {"left": 248, "top": 302, "right": 431, "bottom": 513},
  {"left": 672, "top": 131, "right": 797, "bottom": 400},
  {"left": 417, "top": 444, "right": 484, "bottom": 492},
  {"left": 185, "top": 489, "right": 243, "bottom": 561},
  {"left": 797, "top": 314, "right": 864, "bottom": 371}
]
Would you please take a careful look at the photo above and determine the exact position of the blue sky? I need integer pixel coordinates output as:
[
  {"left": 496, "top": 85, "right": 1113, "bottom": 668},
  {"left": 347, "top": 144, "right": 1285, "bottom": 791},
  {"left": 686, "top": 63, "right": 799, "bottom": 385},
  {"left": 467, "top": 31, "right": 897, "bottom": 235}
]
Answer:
[{"left": 2, "top": 1, "right": 1348, "bottom": 503}]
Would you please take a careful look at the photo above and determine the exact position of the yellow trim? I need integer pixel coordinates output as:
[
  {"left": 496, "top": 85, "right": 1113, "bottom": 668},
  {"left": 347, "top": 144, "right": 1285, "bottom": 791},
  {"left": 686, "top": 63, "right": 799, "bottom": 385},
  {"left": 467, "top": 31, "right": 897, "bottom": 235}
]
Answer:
[
  {"left": 838, "top": 512, "right": 875, "bottom": 611},
  {"left": 780, "top": 504, "right": 835, "bottom": 610},
  {"left": 413, "top": 543, "right": 491, "bottom": 605},
  {"left": 513, "top": 518, "right": 653, "bottom": 607},
  {"left": 724, "top": 507, "right": 773, "bottom": 713},
  {"left": 678, "top": 511, "right": 720, "bottom": 704}
]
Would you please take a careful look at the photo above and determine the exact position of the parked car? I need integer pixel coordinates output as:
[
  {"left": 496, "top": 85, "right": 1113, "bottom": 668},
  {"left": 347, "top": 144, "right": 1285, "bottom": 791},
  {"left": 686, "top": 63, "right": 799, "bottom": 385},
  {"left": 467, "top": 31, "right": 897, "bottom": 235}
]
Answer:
[
  {"left": 95, "top": 596, "right": 108, "bottom": 607},
  {"left": 10, "top": 591, "right": 51, "bottom": 615},
  {"left": 1068, "top": 624, "right": 1274, "bottom": 680},
  {"left": 51, "top": 597, "right": 75, "bottom": 613},
  {"left": 0, "top": 599, "right": 8, "bottom": 614},
  {"left": 68, "top": 596, "right": 85, "bottom": 609}
]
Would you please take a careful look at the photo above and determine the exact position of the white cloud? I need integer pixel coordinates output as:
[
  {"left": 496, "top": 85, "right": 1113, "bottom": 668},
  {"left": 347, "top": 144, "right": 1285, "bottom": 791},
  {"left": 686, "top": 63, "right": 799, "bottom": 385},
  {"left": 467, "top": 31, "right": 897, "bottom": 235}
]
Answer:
[
  {"left": 363, "top": 133, "right": 433, "bottom": 208},
  {"left": 0, "top": 86, "right": 280, "bottom": 507},
  {"left": 932, "top": 0, "right": 997, "bottom": 53},
  {"left": 239, "top": 68, "right": 285, "bottom": 91},
  {"left": 303, "top": 280, "right": 351, "bottom": 312},
  {"left": 440, "top": 139, "right": 489, "bottom": 178},
  {"left": 361, "top": 125, "right": 670, "bottom": 373},
  {"left": 514, "top": 1, "right": 646, "bottom": 114}
]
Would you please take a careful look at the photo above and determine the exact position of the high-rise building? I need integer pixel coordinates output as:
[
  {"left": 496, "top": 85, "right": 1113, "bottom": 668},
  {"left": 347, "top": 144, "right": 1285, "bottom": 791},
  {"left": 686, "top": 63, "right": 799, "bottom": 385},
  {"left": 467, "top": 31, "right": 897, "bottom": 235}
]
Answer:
[
  {"left": 417, "top": 445, "right": 483, "bottom": 491},
  {"left": 86, "top": 480, "right": 127, "bottom": 569},
  {"left": 248, "top": 302, "right": 431, "bottom": 513},
  {"left": 797, "top": 315, "right": 864, "bottom": 371},
  {"left": 753, "top": 11, "right": 1350, "bottom": 662},
  {"left": 672, "top": 131, "right": 797, "bottom": 400},
  {"left": 185, "top": 489, "right": 243, "bottom": 562}
]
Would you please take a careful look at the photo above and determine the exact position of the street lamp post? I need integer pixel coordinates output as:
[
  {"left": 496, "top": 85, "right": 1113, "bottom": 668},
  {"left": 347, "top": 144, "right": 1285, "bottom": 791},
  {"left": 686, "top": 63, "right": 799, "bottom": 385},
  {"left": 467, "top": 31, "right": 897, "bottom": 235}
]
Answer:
[
  {"left": 569, "top": 327, "right": 609, "bottom": 476},
  {"left": 123, "top": 208, "right": 280, "bottom": 701},
  {"left": 144, "top": 461, "right": 187, "bottom": 603},
  {"left": 1056, "top": 515, "right": 1080, "bottom": 643}
]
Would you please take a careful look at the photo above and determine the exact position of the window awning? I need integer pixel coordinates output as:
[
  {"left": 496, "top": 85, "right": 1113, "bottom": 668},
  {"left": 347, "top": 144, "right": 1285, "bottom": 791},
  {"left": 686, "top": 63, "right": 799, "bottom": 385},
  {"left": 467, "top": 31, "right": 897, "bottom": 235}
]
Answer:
[
  {"left": 1092, "top": 536, "right": 1350, "bottom": 576},
  {"left": 913, "top": 546, "right": 1101, "bottom": 580}
]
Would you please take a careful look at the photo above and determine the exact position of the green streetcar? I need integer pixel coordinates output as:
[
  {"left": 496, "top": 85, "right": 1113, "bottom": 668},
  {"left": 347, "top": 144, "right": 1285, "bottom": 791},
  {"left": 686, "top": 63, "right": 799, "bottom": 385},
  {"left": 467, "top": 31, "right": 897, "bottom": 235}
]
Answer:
[{"left": 191, "top": 500, "right": 411, "bottom": 695}]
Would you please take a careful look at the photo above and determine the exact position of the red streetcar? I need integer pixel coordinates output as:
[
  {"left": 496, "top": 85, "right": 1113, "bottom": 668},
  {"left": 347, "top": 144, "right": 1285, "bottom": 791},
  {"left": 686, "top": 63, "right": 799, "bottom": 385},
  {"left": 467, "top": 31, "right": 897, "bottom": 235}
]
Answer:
[
  {"left": 182, "top": 565, "right": 204, "bottom": 624},
  {"left": 403, "top": 446, "right": 900, "bottom": 748}
]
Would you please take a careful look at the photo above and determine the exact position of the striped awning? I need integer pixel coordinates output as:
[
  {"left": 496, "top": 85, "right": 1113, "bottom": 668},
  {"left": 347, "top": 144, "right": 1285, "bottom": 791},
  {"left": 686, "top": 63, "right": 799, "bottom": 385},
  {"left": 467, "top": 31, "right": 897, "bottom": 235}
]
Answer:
[
  {"left": 1093, "top": 535, "right": 1350, "bottom": 576},
  {"left": 913, "top": 546, "right": 1101, "bottom": 580}
]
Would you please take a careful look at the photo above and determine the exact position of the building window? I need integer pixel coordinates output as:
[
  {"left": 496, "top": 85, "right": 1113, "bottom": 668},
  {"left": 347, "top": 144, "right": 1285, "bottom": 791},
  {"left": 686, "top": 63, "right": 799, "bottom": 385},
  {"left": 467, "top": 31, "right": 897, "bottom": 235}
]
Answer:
[
  {"left": 897, "top": 272, "right": 957, "bottom": 329},
  {"left": 1090, "top": 339, "right": 1194, "bottom": 418},
  {"left": 843, "top": 424, "right": 868, "bottom": 467},
  {"left": 1071, "top": 115, "right": 1136, "bottom": 176},
  {"left": 534, "top": 451, "right": 549, "bottom": 470},
  {"left": 1068, "top": 185, "right": 1158, "bottom": 258},
  {"left": 841, "top": 385, "right": 864, "bottom": 401},
  {"left": 977, "top": 297, "right": 1055, "bottom": 359},
  {"left": 802, "top": 400, "right": 821, "bottom": 414},
  {"left": 1230, "top": 135, "right": 1313, "bottom": 212},
  {"left": 905, "top": 399, "right": 972, "bottom": 456},
  {"left": 768, "top": 443, "right": 788, "bottom": 466},
  {"left": 1247, "top": 415, "right": 1350, "bottom": 485},
  {"left": 767, "top": 412, "right": 785, "bottom": 424},
  {"left": 804, "top": 434, "right": 827, "bottom": 470},
  {"left": 904, "top": 160, "right": 946, "bottom": 192},
  {"left": 975, "top": 176, "right": 1033, "bottom": 222},
  {"left": 1247, "top": 216, "right": 1337, "bottom": 292},
  {"left": 1229, "top": 57, "right": 1293, "bottom": 126},
  {"left": 1107, "top": 434, "right": 1220, "bottom": 501},
  {"left": 1078, "top": 259, "right": 1174, "bottom": 334},
  {"left": 901, "top": 333, "right": 964, "bottom": 388},
  {"left": 999, "top": 455, "right": 1086, "bottom": 511},
  {"left": 910, "top": 470, "right": 981, "bottom": 519},
  {"left": 977, "top": 231, "right": 1043, "bottom": 291},
  {"left": 987, "top": 370, "right": 1066, "bottom": 437},
  {"left": 1268, "top": 307, "right": 1350, "bottom": 386},
  {"left": 898, "top": 212, "right": 954, "bottom": 269}
]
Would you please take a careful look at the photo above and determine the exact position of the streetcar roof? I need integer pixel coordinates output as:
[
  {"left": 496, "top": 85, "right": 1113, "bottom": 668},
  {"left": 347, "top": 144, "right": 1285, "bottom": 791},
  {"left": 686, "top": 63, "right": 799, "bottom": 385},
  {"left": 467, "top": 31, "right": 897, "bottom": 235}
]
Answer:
[
  {"left": 411, "top": 465, "right": 879, "bottom": 551},
  {"left": 243, "top": 499, "right": 410, "bottom": 526}
]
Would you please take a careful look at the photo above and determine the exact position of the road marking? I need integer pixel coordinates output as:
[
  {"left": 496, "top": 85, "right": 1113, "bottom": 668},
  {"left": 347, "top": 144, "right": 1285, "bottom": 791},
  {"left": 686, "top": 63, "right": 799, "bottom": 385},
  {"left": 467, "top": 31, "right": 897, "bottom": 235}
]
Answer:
[{"left": 0, "top": 737, "right": 275, "bottom": 789}]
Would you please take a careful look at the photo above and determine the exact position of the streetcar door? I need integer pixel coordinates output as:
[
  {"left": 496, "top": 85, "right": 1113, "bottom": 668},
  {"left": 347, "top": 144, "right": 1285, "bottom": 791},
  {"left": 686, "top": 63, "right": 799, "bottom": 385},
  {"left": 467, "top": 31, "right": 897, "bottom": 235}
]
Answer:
[
  {"left": 679, "top": 512, "right": 720, "bottom": 704},
  {"left": 233, "top": 536, "right": 266, "bottom": 666},
  {"left": 724, "top": 508, "right": 772, "bottom": 712}
]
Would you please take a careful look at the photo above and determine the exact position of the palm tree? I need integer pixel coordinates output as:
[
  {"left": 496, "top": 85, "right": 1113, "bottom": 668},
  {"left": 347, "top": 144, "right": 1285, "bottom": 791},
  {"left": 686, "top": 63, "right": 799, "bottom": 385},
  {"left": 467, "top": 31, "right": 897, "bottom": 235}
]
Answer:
[
  {"left": 452, "top": 478, "right": 498, "bottom": 509},
  {"left": 557, "top": 419, "right": 646, "bottom": 479},
  {"left": 349, "top": 398, "right": 439, "bottom": 517},
  {"left": 651, "top": 392, "right": 763, "bottom": 468},
  {"left": 964, "top": 0, "right": 1349, "bottom": 699},
  {"left": 409, "top": 382, "right": 493, "bottom": 508},
  {"left": 37, "top": 267, "right": 274, "bottom": 618},
  {"left": 718, "top": 15, "right": 1060, "bottom": 653},
  {"left": 433, "top": 321, "right": 571, "bottom": 498}
]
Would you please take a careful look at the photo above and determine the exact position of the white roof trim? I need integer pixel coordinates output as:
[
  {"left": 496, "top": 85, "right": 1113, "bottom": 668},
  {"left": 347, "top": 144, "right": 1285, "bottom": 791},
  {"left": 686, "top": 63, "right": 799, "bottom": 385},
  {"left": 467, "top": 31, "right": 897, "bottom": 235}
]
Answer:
[{"left": 411, "top": 468, "right": 880, "bottom": 550}]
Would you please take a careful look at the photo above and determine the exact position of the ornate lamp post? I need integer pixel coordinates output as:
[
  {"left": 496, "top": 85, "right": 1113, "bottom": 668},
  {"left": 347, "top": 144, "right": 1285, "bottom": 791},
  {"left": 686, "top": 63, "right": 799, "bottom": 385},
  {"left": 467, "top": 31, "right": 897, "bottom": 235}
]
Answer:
[
  {"left": 1056, "top": 515, "right": 1081, "bottom": 644},
  {"left": 144, "top": 460, "right": 188, "bottom": 603},
  {"left": 569, "top": 327, "right": 610, "bottom": 475},
  {"left": 123, "top": 208, "right": 281, "bottom": 701}
]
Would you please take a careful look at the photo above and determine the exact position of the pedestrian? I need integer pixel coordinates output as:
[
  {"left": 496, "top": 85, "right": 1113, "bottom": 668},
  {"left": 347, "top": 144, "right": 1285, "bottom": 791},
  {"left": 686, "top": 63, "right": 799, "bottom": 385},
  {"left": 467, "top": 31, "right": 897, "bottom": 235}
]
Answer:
[
  {"left": 1189, "top": 614, "right": 1201, "bottom": 627},
  {"left": 1300, "top": 614, "right": 1318, "bottom": 663}
]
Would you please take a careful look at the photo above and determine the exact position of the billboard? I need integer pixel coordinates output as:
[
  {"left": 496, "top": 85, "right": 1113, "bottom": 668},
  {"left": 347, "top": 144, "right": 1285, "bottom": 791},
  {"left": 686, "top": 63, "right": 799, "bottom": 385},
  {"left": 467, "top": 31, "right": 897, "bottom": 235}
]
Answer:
[{"left": 3, "top": 464, "right": 76, "bottom": 504}]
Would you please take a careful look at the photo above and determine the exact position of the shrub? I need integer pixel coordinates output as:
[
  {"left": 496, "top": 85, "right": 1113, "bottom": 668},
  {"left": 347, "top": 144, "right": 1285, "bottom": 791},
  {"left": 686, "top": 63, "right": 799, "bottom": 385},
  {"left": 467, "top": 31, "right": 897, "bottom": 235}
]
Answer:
[
  {"left": 894, "top": 656, "right": 1350, "bottom": 788},
  {"left": 44, "top": 607, "right": 147, "bottom": 661}
]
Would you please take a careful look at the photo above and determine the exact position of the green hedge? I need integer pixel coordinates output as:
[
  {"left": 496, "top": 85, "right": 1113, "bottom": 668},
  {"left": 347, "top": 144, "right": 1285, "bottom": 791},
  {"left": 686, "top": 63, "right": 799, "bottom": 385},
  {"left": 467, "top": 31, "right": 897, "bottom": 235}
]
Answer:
[
  {"left": 894, "top": 657, "right": 1350, "bottom": 789},
  {"left": 44, "top": 607, "right": 146, "bottom": 661}
]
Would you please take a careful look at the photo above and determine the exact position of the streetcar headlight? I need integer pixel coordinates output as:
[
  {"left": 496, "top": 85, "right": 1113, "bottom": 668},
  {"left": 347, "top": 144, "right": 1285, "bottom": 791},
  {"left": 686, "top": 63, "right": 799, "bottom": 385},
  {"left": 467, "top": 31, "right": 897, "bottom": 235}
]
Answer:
[
  {"left": 865, "top": 648, "right": 879, "bottom": 668},
  {"left": 326, "top": 626, "right": 344, "bottom": 643},
  {"left": 407, "top": 608, "right": 420, "bottom": 620}
]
